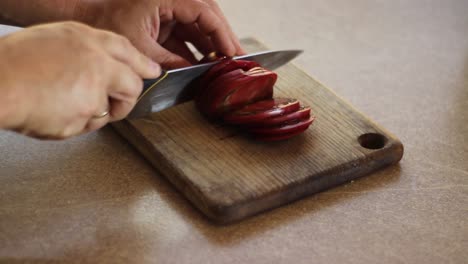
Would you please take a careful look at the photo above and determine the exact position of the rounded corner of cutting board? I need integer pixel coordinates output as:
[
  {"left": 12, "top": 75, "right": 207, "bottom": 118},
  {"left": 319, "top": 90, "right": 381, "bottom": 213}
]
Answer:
[
  {"left": 388, "top": 137, "right": 405, "bottom": 164},
  {"left": 196, "top": 199, "right": 246, "bottom": 225}
]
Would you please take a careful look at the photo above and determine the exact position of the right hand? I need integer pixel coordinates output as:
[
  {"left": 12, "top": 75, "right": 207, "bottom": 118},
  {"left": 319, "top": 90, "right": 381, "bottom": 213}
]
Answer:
[
  {"left": 0, "top": 22, "right": 161, "bottom": 139},
  {"left": 78, "top": 0, "right": 245, "bottom": 69}
]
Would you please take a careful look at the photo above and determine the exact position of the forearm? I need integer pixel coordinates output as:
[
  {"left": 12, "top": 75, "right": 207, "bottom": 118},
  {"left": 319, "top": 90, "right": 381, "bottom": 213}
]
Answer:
[{"left": 0, "top": 0, "right": 83, "bottom": 26}]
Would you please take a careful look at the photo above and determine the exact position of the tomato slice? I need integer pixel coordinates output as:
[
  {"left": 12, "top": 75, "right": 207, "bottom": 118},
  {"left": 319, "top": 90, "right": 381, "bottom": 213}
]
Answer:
[
  {"left": 222, "top": 70, "right": 276, "bottom": 110},
  {"left": 198, "top": 59, "right": 261, "bottom": 89},
  {"left": 246, "top": 106, "right": 312, "bottom": 127},
  {"left": 198, "top": 68, "right": 277, "bottom": 119},
  {"left": 223, "top": 98, "right": 300, "bottom": 124},
  {"left": 248, "top": 117, "right": 315, "bottom": 135}
]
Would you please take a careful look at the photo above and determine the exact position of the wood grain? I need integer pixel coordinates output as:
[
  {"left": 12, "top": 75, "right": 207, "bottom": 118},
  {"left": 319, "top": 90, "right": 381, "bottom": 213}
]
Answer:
[{"left": 112, "top": 38, "right": 403, "bottom": 224}]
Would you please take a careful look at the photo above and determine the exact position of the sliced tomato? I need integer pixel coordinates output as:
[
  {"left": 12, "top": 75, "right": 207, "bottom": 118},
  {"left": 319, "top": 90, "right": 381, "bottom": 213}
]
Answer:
[
  {"left": 194, "top": 58, "right": 315, "bottom": 140},
  {"left": 248, "top": 117, "right": 315, "bottom": 135},
  {"left": 246, "top": 106, "right": 312, "bottom": 127},
  {"left": 223, "top": 98, "right": 300, "bottom": 125}
]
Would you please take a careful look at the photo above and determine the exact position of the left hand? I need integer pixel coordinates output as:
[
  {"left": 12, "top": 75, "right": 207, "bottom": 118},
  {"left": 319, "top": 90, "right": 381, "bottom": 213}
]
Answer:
[
  {"left": 78, "top": 0, "right": 245, "bottom": 69},
  {"left": 0, "top": 22, "right": 161, "bottom": 139}
]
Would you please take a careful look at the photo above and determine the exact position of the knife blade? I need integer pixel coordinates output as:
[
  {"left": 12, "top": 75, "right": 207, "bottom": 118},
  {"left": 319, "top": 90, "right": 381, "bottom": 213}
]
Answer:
[{"left": 128, "top": 49, "right": 303, "bottom": 118}]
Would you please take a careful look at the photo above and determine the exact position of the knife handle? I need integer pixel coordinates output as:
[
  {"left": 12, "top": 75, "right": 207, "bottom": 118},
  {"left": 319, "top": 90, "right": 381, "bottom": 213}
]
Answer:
[{"left": 139, "top": 70, "right": 169, "bottom": 101}]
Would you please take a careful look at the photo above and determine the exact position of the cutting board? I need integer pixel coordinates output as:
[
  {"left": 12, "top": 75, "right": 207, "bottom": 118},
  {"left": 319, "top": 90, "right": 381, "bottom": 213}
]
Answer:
[{"left": 112, "top": 38, "right": 404, "bottom": 224}]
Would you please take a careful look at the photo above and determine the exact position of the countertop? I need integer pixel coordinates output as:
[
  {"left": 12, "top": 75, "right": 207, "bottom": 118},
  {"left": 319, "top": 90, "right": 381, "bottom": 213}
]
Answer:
[{"left": 1, "top": 0, "right": 467, "bottom": 263}]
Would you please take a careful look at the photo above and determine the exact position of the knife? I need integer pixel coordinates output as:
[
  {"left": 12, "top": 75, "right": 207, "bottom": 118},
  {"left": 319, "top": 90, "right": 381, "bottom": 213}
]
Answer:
[{"left": 128, "top": 49, "right": 303, "bottom": 118}]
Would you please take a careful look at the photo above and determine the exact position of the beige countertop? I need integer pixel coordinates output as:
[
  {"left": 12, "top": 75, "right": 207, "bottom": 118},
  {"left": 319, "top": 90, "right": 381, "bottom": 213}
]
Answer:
[{"left": 1, "top": 0, "right": 467, "bottom": 263}]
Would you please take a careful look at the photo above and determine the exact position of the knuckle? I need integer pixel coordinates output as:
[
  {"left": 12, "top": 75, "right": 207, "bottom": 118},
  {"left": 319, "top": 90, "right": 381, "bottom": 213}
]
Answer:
[
  {"left": 105, "top": 32, "right": 132, "bottom": 48},
  {"left": 94, "top": 29, "right": 118, "bottom": 45},
  {"left": 118, "top": 35, "right": 132, "bottom": 47},
  {"left": 190, "top": 0, "right": 211, "bottom": 10},
  {"left": 138, "top": 54, "right": 151, "bottom": 67},
  {"left": 59, "top": 21, "right": 86, "bottom": 33},
  {"left": 97, "top": 31, "right": 114, "bottom": 44},
  {"left": 57, "top": 22, "right": 97, "bottom": 50},
  {"left": 120, "top": 38, "right": 138, "bottom": 56},
  {"left": 99, "top": 32, "right": 135, "bottom": 57},
  {"left": 200, "top": 1, "right": 211, "bottom": 10},
  {"left": 127, "top": 74, "right": 143, "bottom": 98}
]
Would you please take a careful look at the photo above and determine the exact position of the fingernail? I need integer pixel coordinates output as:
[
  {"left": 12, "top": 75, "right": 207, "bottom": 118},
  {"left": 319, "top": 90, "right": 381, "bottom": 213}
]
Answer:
[{"left": 150, "top": 61, "right": 162, "bottom": 76}]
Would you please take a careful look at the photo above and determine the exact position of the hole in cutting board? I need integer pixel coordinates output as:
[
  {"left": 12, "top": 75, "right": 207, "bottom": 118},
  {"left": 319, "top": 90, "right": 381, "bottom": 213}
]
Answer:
[{"left": 358, "top": 133, "right": 387, "bottom": 149}]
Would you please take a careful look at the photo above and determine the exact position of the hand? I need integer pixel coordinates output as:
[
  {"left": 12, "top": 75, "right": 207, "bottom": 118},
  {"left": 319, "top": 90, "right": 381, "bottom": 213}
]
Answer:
[
  {"left": 0, "top": 22, "right": 161, "bottom": 139},
  {"left": 79, "top": 0, "right": 245, "bottom": 69}
]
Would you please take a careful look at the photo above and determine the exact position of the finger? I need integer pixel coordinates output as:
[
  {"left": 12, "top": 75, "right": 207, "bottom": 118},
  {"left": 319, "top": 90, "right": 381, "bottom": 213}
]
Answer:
[
  {"left": 205, "top": 0, "right": 245, "bottom": 55},
  {"left": 105, "top": 62, "right": 143, "bottom": 121},
  {"left": 174, "top": 23, "right": 214, "bottom": 55},
  {"left": 95, "top": 30, "right": 162, "bottom": 79},
  {"left": 138, "top": 34, "right": 192, "bottom": 69},
  {"left": 157, "top": 21, "right": 177, "bottom": 44},
  {"left": 107, "top": 97, "right": 134, "bottom": 123},
  {"left": 162, "top": 35, "right": 198, "bottom": 64},
  {"left": 23, "top": 116, "right": 89, "bottom": 140},
  {"left": 63, "top": 117, "right": 91, "bottom": 137},
  {"left": 172, "top": 0, "right": 236, "bottom": 56},
  {"left": 83, "top": 81, "right": 112, "bottom": 132},
  {"left": 85, "top": 106, "right": 111, "bottom": 132}
]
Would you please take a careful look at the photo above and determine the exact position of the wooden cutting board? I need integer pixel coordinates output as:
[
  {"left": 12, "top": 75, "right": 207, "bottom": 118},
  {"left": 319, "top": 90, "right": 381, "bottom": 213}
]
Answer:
[{"left": 112, "top": 38, "right": 404, "bottom": 224}]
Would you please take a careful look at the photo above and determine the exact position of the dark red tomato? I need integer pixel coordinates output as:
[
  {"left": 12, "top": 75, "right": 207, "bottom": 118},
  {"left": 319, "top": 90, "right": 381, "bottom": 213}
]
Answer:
[
  {"left": 223, "top": 98, "right": 300, "bottom": 125},
  {"left": 246, "top": 106, "right": 312, "bottom": 127},
  {"left": 248, "top": 117, "right": 315, "bottom": 135}
]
